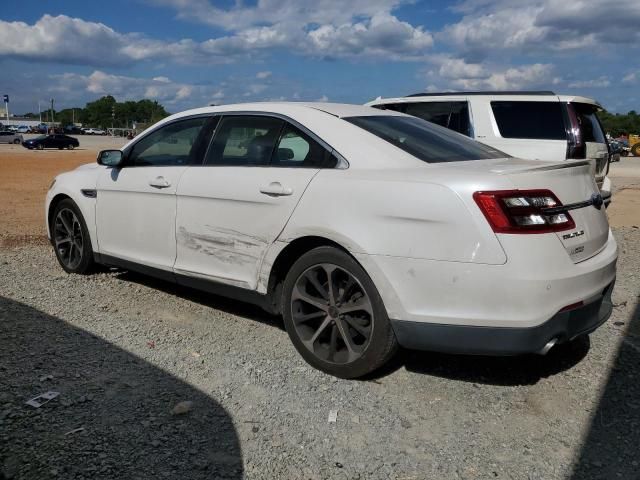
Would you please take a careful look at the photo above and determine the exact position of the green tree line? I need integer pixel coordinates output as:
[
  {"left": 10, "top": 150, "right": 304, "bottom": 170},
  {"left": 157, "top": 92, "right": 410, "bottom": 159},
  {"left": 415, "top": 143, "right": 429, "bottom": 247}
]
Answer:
[
  {"left": 23, "top": 95, "right": 170, "bottom": 129},
  {"left": 599, "top": 110, "right": 640, "bottom": 137}
]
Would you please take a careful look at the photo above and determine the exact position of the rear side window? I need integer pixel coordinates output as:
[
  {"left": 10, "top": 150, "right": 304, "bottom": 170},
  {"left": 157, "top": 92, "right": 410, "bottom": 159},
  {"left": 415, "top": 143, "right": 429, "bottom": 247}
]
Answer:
[
  {"left": 272, "top": 125, "right": 337, "bottom": 168},
  {"left": 376, "top": 102, "right": 471, "bottom": 136},
  {"left": 491, "top": 101, "right": 566, "bottom": 140},
  {"left": 206, "top": 116, "right": 283, "bottom": 166},
  {"left": 572, "top": 103, "right": 606, "bottom": 144},
  {"left": 345, "top": 115, "right": 506, "bottom": 163}
]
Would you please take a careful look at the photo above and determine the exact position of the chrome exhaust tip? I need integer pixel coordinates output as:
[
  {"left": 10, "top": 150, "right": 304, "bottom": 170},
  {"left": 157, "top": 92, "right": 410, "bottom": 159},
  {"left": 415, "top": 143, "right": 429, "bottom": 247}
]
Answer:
[{"left": 537, "top": 338, "right": 558, "bottom": 355}]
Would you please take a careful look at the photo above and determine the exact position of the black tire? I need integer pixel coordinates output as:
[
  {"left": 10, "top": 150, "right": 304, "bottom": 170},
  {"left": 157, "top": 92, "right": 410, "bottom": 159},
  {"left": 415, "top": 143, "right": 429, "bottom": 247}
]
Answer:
[
  {"left": 282, "top": 246, "right": 398, "bottom": 378},
  {"left": 58, "top": 146, "right": 63, "bottom": 150},
  {"left": 632, "top": 143, "right": 640, "bottom": 157},
  {"left": 68, "top": 144, "right": 75, "bottom": 150},
  {"left": 37, "top": 144, "right": 44, "bottom": 150},
  {"left": 13, "top": 139, "right": 20, "bottom": 144},
  {"left": 50, "top": 199, "right": 95, "bottom": 274}
]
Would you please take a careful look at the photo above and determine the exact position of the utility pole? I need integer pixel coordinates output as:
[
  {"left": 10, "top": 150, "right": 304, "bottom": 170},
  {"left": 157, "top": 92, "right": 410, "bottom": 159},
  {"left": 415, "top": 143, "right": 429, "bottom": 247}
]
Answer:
[
  {"left": 50, "top": 98, "right": 55, "bottom": 125},
  {"left": 3, "top": 95, "right": 8, "bottom": 123},
  {"left": 38, "top": 101, "right": 42, "bottom": 123}
]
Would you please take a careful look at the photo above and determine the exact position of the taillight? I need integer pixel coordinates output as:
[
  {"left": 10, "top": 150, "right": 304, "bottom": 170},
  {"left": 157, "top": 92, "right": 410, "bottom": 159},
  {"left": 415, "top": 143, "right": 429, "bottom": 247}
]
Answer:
[
  {"left": 566, "top": 103, "right": 586, "bottom": 159},
  {"left": 473, "top": 189, "right": 575, "bottom": 234}
]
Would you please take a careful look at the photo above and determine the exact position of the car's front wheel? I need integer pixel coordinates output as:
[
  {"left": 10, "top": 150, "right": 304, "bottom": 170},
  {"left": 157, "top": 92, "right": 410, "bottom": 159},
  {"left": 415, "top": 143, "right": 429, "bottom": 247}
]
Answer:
[
  {"left": 37, "top": 144, "right": 44, "bottom": 150},
  {"left": 13, "top": 139, "right": 20, "bottom": 144},
  {"left": 282, "top": 246, "right": 398, "bottom": 378},
  {"left": 51, "top": 199, "right": 94, "bottom": 274},
  {"left": 68, "top": 144, "right": 75, "bottom": 150}
]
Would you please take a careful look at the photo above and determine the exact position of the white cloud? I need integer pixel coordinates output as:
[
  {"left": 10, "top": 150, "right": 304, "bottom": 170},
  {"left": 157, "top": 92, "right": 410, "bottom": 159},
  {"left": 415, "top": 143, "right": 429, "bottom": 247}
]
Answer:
[
  {"left": 426, "top": 57, "right": 556, "bottom": 91},
  {"left": 568, "top": 77, "right": 611, "bottom": 88},
  {"left": 623, "top": 72, "right": 638, "bottom": 84},
  {"left": 0, "top": 9, "right": 434, "bottom": 66},
  {"left": 442, "top": 0, "right": 640, "bottom": 56},
  {"left": 49, "top": 70, "right": 218, "bottom": 107},
  {"left": 256, "top": 71, "right": 272, "bottom": 79},
  {"left": 149, "top": 0, "right": 405, "bottom": 31},
  {"left": 306, "top": 12, "right": 432, "bottom": 58}
]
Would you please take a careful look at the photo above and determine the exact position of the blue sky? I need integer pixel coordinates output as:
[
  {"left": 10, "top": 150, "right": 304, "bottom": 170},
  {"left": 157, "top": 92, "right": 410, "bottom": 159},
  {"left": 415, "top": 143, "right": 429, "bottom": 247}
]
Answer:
[{"left": 1, "top": 0, "right": 639, "bottom": 115}]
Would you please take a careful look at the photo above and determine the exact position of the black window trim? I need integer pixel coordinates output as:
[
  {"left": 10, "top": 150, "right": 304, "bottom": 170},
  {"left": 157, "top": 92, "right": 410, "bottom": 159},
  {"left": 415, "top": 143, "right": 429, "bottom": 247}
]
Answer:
[
  {"left": 120, "top": 110, "right": 349, "bottom": 169},
  {"left": 120, "top": 113, "right": 215, "bottom": 168},
  {"left": 200, "top": 111, "right": 348, "bottom": 169}
]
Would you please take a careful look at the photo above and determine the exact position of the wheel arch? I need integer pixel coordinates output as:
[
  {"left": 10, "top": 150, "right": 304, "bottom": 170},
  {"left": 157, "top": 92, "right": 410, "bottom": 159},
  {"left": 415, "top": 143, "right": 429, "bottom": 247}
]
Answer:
[
  {"left": 46, "top": 187, "right": 99, "bottom": 253},
  {"left": 264, "top": 235, "right": 353, "bottom": 314}
]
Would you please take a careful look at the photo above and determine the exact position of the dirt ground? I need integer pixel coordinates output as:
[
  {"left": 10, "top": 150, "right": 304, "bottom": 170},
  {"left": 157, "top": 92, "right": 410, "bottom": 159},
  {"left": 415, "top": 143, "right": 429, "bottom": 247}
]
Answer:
[{"left": 0, "top": 137, "right": 126, "bottom": 246}]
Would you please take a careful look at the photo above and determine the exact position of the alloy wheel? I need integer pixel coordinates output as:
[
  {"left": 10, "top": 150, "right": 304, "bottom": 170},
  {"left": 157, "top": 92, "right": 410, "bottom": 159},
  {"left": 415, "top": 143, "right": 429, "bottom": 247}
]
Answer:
[
  {"left": 290, "top": 263, "right": 374, "bottom": 364},
  {"left": 53, "top": 208, "right": 84, "bottom": 270}
]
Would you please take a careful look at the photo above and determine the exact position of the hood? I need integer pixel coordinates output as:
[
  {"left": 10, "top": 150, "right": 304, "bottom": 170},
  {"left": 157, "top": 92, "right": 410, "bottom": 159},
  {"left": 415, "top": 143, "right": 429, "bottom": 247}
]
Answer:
[{"left": 76, "top": 162, "right": 101, "bottom": 171}]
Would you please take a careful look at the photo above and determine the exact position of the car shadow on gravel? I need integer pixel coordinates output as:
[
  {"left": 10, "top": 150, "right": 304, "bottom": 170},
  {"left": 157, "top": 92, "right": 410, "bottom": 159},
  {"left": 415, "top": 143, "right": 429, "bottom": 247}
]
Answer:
[
  {"left": 0, "top": 296, "right": 243, "bottom": 480},
  {"left": 113, "top": 269, "right": 591, "bottom": 387},
  {"left": 114, "top": 270, "right": 284, "bottom": 329},
  {"left": 370, "top": 337, "right": 591, "bottom": 386},
  {"left": 569, "top": 300, "right": 640, "bottom": 479}
]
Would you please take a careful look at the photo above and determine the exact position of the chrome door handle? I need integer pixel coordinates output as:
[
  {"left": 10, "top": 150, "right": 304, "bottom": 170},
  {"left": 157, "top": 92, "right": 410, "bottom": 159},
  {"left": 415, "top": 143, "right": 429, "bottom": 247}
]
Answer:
[
  {"left": 149, "top": 176, "right": 171, "bottom": 189},
  {"left": 259, "top": 182, "right": 293, "bottom": 197}
]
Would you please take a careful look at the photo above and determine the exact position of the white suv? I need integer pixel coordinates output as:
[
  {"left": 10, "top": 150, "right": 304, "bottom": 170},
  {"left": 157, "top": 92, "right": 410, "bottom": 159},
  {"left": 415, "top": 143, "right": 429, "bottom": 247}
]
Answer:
[{"left": 367, "top": 91, "right": 612, "bottom": 204}]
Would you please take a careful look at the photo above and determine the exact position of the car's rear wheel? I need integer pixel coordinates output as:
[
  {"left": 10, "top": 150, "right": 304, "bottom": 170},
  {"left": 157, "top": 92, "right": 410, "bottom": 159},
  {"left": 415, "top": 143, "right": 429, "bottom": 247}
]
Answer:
[
  {"left": 68, "top": 144, "right": 75, "bottom": 150},
  {"left": 51, "top": 199, "right": 94, "bottom": 274},
  {"left": 13, "top": 139, "right": 20, "bottom": 144},
  {"left": 37, "top": 144, "right": 44, "bottom": 150},
  {"left": 282, "top": 246, "right": 398, "bottom": 378}
]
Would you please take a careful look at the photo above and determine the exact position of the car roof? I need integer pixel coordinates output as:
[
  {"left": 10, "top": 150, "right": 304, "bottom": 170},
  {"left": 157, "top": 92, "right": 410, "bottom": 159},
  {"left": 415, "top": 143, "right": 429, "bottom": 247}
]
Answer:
[
  {"left": 122, "top": 102, "right": 418, "bottom": 170},
  {"left": 169, "top": 102, "right": 403, "bottom": 121},
  {"left": 367, "top": 92, "right": 601, "bottom": 108}
]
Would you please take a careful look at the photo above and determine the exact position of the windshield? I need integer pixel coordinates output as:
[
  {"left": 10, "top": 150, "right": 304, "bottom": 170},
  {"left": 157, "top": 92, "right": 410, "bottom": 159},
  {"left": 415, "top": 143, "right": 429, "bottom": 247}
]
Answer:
[
  {"left": 34, "top": 135, "right": 47, "bottom": 140},
  {"left": 345, "top": 115, "right": 507, "bottom": 163}
]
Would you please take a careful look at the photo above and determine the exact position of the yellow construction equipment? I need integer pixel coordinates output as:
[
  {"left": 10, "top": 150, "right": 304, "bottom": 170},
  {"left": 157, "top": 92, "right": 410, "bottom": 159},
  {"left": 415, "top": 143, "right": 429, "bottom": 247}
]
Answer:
[{"left": 630, "top": 134, "right": 640, "bottom": 156}]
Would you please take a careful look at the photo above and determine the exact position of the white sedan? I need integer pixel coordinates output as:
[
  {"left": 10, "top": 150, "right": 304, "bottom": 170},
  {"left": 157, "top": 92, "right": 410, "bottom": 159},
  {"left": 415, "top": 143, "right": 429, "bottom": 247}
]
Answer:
[
  {"left": 84, "top": 128, "right": 106, "bottom": 135},
  {"left": 45, "top": 103, "right": 617, "bottom": 378}
]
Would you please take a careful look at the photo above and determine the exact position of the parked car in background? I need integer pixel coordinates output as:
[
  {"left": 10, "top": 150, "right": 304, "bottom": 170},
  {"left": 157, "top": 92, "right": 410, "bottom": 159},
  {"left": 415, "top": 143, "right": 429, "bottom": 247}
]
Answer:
[
  {"left": 608, "top": 140, "right": 625, "bottom": 162},
  {"left": 23, "top": 134, "right": 79, "bottom": 150},
  {"left": 16, "top": 125, "right": 30, "bottom": 134},
  {"left": 64, "top": 125, "right": 84, "bottom": 135},
  {"left": 0, "top": 130, "right": 23, "bottom": 144},
  {"left": 46, "top": 102, "right": 617, "bottom": 378},
  {"left": 84, "top": 128, "right": 106, "bottom": 135},
  {"left": 367, "top": 91, "right": 613, "bottom": 205},
  {"left": 29, "top": 124, "right": 48, "bottom": 134}
]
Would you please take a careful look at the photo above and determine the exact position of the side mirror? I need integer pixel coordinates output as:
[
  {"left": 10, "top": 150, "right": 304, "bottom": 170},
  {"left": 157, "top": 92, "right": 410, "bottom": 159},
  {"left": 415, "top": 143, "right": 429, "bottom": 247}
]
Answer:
[
  {"left": 97, "top": 149, "right": 123, "bottom": 167},
  {"left": 277, "top": 147, "right": 295, "bottom": 161}
]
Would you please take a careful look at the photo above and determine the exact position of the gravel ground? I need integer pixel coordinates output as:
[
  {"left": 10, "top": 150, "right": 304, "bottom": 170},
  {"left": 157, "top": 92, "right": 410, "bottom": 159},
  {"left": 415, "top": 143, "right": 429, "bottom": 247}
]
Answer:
[{"left": 0, "top": 227, "right": 639, "bottom": 480}]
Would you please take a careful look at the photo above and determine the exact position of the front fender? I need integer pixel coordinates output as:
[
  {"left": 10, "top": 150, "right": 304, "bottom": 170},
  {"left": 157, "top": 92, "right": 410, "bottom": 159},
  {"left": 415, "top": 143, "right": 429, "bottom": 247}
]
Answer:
[{"left": 46, "top": 166, "right": 101, "bottom": 253}]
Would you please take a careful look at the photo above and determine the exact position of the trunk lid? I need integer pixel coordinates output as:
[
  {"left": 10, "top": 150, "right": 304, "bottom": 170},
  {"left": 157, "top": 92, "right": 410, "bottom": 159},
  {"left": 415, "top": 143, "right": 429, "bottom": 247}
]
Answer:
[{"left": 500, "top": 159, "right": 609, "bottom": 263}]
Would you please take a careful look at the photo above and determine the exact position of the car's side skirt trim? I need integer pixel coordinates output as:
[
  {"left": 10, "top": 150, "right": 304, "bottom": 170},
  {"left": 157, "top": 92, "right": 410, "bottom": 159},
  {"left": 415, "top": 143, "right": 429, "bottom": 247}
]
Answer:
[{"left": 94, "top": 253, "right": 276, "bottom": 313}]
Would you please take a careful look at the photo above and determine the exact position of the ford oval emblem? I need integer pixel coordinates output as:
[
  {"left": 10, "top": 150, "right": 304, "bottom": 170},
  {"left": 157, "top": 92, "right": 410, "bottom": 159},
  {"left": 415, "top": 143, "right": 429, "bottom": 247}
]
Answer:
[{"left": 591, "top": 193, "right": 604, "bottom": 210}]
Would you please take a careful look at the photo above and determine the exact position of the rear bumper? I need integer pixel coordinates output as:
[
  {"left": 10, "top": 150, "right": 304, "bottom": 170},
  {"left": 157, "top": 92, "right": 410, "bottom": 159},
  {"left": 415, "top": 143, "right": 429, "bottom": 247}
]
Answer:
[{"left": 392, "top": 280, "right": 614, "bottom": 355}]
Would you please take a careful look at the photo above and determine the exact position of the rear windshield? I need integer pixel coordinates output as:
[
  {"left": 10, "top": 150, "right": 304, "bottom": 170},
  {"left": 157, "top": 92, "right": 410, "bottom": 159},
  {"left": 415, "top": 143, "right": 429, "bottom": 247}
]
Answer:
[
  {"left": 491, "top": 101, "right": 566, "bottom": 140},
  {"left": 572, "top": 103, "right": 606, "bottom": 144},
  {"left": 345, "top": 115, "right": 506, "bottom": 163}
]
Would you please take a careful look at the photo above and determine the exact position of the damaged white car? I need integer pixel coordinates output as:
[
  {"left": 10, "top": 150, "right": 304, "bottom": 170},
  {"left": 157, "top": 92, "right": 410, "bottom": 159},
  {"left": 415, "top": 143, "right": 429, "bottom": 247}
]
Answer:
[{"left": 46, "top": 103, "right": 617, "bottom": 378}]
